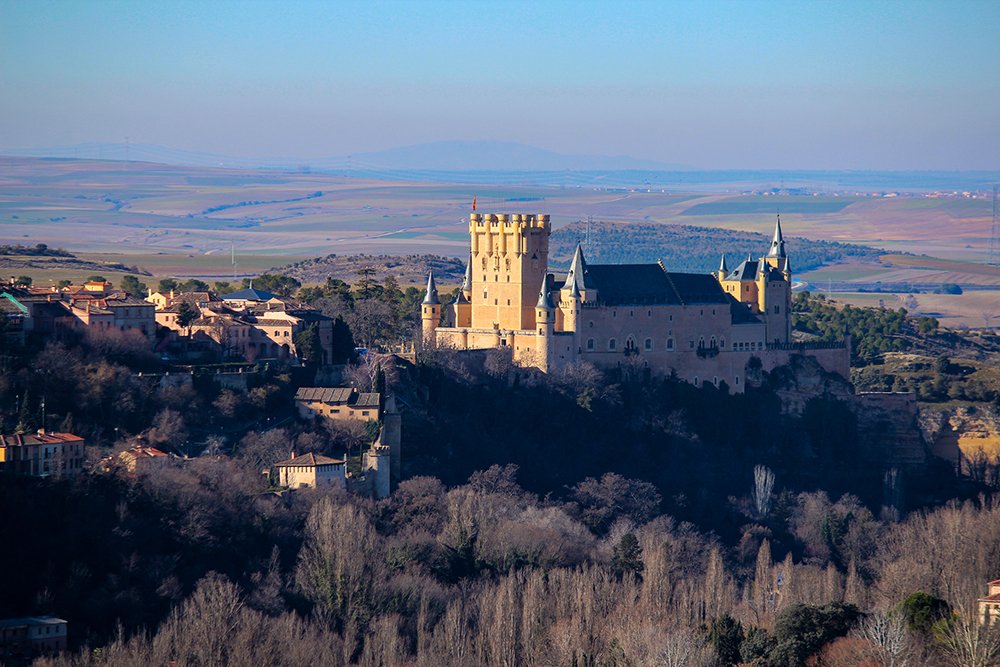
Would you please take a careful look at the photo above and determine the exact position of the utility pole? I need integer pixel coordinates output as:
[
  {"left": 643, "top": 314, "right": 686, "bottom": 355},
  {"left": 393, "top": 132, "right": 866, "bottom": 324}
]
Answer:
[{"left": 989, "top": 184, "right": 1000, "bottom": 267}]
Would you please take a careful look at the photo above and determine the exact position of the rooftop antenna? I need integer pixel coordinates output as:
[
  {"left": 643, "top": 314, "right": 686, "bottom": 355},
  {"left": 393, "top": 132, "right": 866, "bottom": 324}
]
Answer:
[{"left": 990, "top": 184, "right": 1000, "bottom": 267}]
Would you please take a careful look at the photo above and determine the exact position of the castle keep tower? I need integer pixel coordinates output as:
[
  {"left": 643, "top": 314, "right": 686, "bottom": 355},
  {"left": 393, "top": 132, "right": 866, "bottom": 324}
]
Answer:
[{"left": 469, "top": 213, "right": 551, "bottom": 331}]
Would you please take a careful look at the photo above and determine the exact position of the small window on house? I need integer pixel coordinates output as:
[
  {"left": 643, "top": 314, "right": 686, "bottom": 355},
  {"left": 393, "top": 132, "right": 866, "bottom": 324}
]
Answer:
[
  {"left": 609, "top": 338, "right": 617, "bottom": 351},
  {"left": 362, "top": 411, "right": 369, "bottom": 416},
  {"left": 587, "top": 338, "right": 595, "bottom": 350}
]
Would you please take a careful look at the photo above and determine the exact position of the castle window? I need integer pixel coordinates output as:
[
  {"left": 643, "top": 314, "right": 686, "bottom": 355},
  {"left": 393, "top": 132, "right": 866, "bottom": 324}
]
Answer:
[
  {"left": 629, "top": 310, "right": 633, "bottom": 317},
  {"left": 507, "top": 299, "right": 511, "bottom": 306},
  {"left": 700, "top": 309, "right": 703, "bottom": 316},
  {"left": 609, "top": 338, "right": 617, "bottom": 351},
  {"left": 669, "top": 315, "right": 673, "bottom": 321},
  {"left": 507, "top": 276, "right": 510, "bottom": 282},
  {"left": 588, "top": 321, "right": 593, "bottom": 328},
  {"left": 689, "top": 341, "right": 694, "bottom": 349},
  {"left": 774, "top": 305, "right": 780, "bottom": 314},
  {"left": 587, "top": 338, "right": 594, "bottom": 350},
  {"left": 613, "top": 311, "right": 617, "bottom": 318},
  {"left": 698, "top": 336, "right": 705, "bottom": 349},
  {"left": 736, "top": 376, "right": 740, "bottom": 385},
  {"left": 644, "top": 338, "right": 652, "bottom": 350},
  {"left": 721, "top": 338, "right": 725, "bottom": 348},
  {"left": 494, "top": 299, "right": 498, "bottom": 305},
  {"left": 713, "top": 376, "right": 718, "bottom": 386},
  {"left": 710, "top": 335, "right": 716, "bottom": 348},
  {"left": 713, "top": 309, "right": 716, "bottom": 315},
  {"left": 647, "top": 310, "right": 651, "bottom": 317},
  {"left": 694, "top": 377, "right": 699, "bottom": 387},
  {"left": 667, "top": 338, "right": 674, "bottom": 350}
]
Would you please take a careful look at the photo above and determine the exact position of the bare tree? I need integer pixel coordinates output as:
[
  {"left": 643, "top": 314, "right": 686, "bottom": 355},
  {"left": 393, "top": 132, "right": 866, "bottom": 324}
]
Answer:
[
  {"left": 752, "top": 464, "right": 775, "bottom": 518},
  {"left": 854, "top": 610, "right": 911, "bottom": 667},
  {"left": 935, "top": 608, "right": 1000, "bottom": 667}
]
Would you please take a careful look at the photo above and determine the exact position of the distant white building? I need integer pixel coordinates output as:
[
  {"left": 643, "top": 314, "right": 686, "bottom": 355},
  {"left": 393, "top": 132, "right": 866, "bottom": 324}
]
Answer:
[
  {"left": 0, "top": 616, "right": 68, "bottom": 656},
  {"left": 272, "top": 452, "right": 346, "bottom": 489}
]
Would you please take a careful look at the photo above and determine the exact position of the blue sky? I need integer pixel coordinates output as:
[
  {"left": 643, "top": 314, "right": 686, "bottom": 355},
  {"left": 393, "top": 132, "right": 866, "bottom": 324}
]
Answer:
[{"left": 1, "top": 0, "right": 998, "bottom": 169}]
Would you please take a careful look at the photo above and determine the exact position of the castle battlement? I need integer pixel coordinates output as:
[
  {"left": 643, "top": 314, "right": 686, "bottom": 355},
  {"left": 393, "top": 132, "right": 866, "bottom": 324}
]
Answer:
[{"left": 470, "top": 213, "right": 549, "bottom": 229}]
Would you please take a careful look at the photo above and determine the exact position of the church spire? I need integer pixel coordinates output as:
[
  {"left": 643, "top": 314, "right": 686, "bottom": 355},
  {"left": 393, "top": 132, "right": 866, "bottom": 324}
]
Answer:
[
  {"left": 767, "top": 214, "right": 786, "bottom": 258},
  {"left": 421, "top": 272, "right": 439, "bottom": 305}
]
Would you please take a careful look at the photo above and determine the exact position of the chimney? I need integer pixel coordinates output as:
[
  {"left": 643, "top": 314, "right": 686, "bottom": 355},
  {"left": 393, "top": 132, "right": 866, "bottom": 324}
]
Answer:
[{"left": 290, "top": 450, "right": 296, "bottom": 460}]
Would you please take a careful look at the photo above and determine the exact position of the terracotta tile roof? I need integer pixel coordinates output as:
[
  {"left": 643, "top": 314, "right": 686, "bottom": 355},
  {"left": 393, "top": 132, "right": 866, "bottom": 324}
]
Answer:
[
  {"left": 122, "top": 446, "right": 168, "bottom": 459},
  {"left": 980, "top": 593, "right": 1000, "bottom": 602},
  {"left": 273, "top": 452, "right": 345, "bottom": 467}
]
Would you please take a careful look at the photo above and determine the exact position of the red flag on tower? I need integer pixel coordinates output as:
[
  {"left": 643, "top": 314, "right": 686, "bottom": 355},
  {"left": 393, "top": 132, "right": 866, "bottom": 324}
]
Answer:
[{"left": 472, "top": 195, "right": 477, "bottom": 212}]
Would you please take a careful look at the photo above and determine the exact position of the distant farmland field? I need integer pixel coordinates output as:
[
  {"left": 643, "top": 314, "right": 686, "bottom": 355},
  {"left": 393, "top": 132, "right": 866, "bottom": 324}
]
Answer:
[{"left": 680, "top": 197, "right": 854, "bottom": 215}]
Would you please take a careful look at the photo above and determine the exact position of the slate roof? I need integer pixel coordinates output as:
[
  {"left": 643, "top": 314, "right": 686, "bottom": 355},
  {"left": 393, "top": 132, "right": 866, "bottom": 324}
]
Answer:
[
  {"left": 296, "top": 387, "right": 354, "bottom": 403},
  {"left": 0, "top": 293, "right": 27, "bottom": 315},
  {"left": 222, "top": 287, "right": 278, "bottom": 302},
  {"left": 725, "top": 258, "right": 762, "bottom": 282},
  {"left": 354, "top": 393, "right": 381, "bottom": 408},
  {"left": 583, "top": 264, "right": 729, "bottom": 306},
  {"left": 728, "top": 295, "right": 762, "bottom": 324},
  {"left": 273, "top": 452, "right": 345, "bottom": 467},
  {"left": 0, "top": 432, "right": 84, "bottom": 447}
]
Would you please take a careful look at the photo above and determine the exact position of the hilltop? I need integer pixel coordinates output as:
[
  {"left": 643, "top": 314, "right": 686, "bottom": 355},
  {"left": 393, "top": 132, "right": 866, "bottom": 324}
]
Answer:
[{"left": 271, "top": 253, "right": 466, "bottom": 286}]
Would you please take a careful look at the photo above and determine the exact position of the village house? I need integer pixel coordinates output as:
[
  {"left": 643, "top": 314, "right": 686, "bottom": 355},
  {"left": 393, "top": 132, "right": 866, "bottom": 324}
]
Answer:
[
  {"left": 980, "top": 579, "right": 1000, "bottom": 626},
  {"left": 0, "top": 281, "right": 155, "bottom": 343},
  {"left": 271, "top": 452, "right": 346, "bottom": 489},
  {"left": 118, "top": 445, "right": 171, "bottom": 475},
  {"left": 149, "top": 288, "right": 335, "bottom": 363},
  {"left": 0, "top": 616, "right": 68, "bottom": 658},
  {"left": 295, "top": 387, "right": 381, "bottom": 422},
  {"left": 0, "top": 431, "right": 85, "bottom": 478}
]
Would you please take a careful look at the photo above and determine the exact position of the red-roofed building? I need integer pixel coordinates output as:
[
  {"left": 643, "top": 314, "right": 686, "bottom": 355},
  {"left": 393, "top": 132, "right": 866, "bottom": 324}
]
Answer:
[
  {"left": 118, "top": 445, "right": 171, "bottom": 475},
  {"left": 0, "top": 431, "right": 85, "bottom": 478},
  {"left": 980, "top": 580, "right": 1000, "bottom": 626}
]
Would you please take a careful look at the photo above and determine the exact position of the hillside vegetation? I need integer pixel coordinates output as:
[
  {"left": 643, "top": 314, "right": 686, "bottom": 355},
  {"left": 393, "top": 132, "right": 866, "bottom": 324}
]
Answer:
[
  {"left": 550, "top": 221, "right": 884, "bottom": 273},
  {"left": 272, "top": 254, "right": 466, "bottom": 286}
]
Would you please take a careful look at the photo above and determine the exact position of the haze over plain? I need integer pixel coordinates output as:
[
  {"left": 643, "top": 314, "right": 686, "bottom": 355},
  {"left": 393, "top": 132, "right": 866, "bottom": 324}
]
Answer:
[{"left": 2, "top": 0, "right": 999, "bottom": 170}]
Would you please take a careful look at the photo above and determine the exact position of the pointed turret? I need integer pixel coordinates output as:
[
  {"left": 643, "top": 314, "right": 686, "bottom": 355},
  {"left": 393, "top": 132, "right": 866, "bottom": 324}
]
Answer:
[
  {"left": 536, "top": 285, "right": 554, "bottom": 310},
  {"left": 421, "top": 272, "right": 439, "bottom": 305},
  {"left": 460, "top": 255, "right": 472, "bottom": 293},
  {"left": 566, "top": 244, "right": 588, "bottom": 294},
  {"left": 719, "top": 253, "right": 729, "bottom": 273},
  {"left": 767, "top": 214, "right": 786, "bottom": 258}
]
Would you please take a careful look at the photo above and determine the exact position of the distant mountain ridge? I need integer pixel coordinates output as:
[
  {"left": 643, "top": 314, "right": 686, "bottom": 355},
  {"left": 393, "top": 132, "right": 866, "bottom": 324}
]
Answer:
[{"left": 0, "top": 140, "right": 687, "bottom": 172}]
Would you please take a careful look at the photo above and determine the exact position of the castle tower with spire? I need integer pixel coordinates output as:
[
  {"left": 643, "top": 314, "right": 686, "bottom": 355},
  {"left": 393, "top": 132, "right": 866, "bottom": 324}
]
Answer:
[
  {"left": 420, "top": 272, "right": 441, "bottom": 345},
  {"left": 420, "top": 210, "right": 845, "bottom": 391},
  {"left": 717, "top": 215, "right": 792, "bottom": 344}
]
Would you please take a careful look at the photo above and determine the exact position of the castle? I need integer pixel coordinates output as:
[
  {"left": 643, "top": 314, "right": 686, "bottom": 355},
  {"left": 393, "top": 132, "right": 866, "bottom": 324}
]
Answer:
[{"left": 421, "top": 213, "right": 849, "bottom": 391}]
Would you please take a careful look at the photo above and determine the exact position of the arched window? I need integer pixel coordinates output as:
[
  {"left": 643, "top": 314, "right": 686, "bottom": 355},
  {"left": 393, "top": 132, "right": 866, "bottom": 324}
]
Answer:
[
  {"left": 667, "top": 338, "right": 674, "bottom": 350},
  {"left": 710, "top": 335, "right": 717, "bottom": 348},
  {"left": 609, "top": 338, "right": 617, "bottom": 351},
  {"left": 693, "top": 376, "right": 699, "bottom": 387},
  {"left": 698, "top": 336, "right": 705, "bottom": 349},
  {"left": 587, "top": 338, "right": 595, "bottom": 350},
  {"left": 625, "top": 335, "right": 637, "bottom": 351},
  {"left": 644, "top": 337, "right": 652, "bottom": 350}
]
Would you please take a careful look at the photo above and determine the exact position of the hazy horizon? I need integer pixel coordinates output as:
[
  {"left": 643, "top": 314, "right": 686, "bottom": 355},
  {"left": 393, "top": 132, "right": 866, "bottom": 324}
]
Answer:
[{"left": 2, "top": 0, "right": 999, "bottom": 171}]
